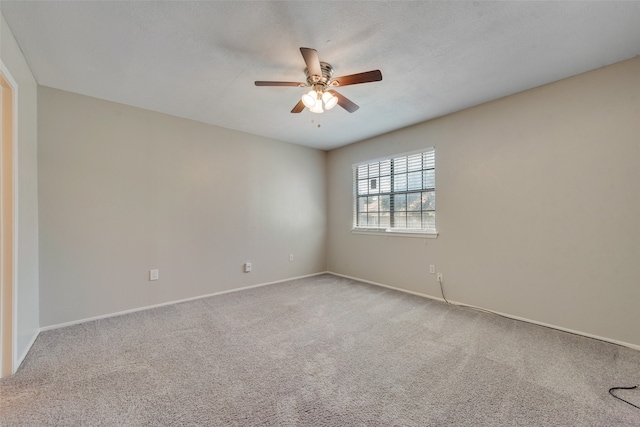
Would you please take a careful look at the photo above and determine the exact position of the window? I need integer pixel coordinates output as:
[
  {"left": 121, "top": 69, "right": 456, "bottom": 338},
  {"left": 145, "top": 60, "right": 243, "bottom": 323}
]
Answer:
[{"left": 353, "top": 148, "right": 436, "bottom": 235}]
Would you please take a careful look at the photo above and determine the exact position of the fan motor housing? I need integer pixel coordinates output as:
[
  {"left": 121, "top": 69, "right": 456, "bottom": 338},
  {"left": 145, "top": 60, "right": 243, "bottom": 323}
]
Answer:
[{"left": 305, "top": 62, "right": 334, "bottom": 87}]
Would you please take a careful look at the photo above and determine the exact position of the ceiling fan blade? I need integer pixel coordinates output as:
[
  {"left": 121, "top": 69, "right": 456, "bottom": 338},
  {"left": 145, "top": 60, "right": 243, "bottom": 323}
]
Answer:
[
  {"left": 291, "top": 99, "right": 305, "bottom": 113},
  {"left": 329, "top": 90, "right": 359, "bottom": 113},
  {"left": 300, "top": 47, "right": 322, "bottom": 78},
  {"left": 255, "top": 81, "right": 305, "bottom": 87},
  {"left": 332, "top": 70, "right": 382, "bottom": 87}
]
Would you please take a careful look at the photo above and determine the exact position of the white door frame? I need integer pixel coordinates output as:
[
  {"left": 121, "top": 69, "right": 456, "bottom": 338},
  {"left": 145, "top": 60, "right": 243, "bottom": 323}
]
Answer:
[{"left": 0, "top": 59, "right": 18, "bottom": 378}]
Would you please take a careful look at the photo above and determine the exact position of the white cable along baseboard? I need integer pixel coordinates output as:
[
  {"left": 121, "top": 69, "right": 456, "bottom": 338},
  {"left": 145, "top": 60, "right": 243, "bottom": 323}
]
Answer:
[{"left": 328, "top": 271, "right": 640, "bottom": 352}]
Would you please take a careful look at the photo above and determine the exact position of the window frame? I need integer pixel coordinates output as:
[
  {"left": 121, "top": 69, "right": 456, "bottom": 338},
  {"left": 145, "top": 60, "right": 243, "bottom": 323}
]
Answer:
[{"left": 352, "top": 147, "right": 438, "bottom": 238}]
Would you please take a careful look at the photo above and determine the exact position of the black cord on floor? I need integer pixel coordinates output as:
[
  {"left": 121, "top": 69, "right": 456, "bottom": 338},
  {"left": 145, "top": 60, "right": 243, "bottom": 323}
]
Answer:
[{"left": 609, "top": 385, "right": 640, "bottom": 410}]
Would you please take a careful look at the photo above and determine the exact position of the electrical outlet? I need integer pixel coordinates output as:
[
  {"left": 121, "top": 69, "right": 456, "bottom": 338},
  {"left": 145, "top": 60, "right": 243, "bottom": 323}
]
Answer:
[
  {"left": 429, "top": 265, "right": 435, "bottom": 274},
  {"left": 289, "top": 254, "right": 294, "bottom": 262},
  {"left": 149, "top": 269, "right": 159, "bottom": 281},
  {"left": 437, "top": 273, "right": 443, "bottom": 283},
  {"left": 244, "top": 262, "right": 252, "bottom": 273}
]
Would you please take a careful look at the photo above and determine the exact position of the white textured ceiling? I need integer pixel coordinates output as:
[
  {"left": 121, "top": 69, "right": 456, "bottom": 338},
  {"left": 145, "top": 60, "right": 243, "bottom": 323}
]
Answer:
[{"left": 2, "top": 1, "right": 640, "bottom": 150}]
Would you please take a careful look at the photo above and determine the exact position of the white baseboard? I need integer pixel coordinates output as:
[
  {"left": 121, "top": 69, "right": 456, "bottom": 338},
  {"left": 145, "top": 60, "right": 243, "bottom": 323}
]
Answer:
[
  {"left": 40, "top": 272, "right": 329, "bottom": 332},
  {"left": 328, "top": 271, "right": 640, "bottom": 352}
]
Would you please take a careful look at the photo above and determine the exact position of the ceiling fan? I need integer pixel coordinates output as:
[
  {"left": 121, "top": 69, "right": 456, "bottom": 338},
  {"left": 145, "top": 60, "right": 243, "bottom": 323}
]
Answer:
[{"left": 255, "top": 47, "right": 382, "bottom": 114}]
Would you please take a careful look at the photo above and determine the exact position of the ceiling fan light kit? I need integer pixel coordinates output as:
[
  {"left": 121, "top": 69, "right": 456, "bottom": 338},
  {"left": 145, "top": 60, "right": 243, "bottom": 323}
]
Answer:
[
  {"left": 255, "top": 47, "right": 382, "bottom": 114},
  {"left": 301, "top": 86, "right": 338, "bottom": 113}
]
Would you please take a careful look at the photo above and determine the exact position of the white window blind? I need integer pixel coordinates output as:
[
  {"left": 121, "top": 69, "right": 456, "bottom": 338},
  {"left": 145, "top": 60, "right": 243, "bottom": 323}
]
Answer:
[{"left": 353, "top": 148, "right": 435, "bottom": 234}]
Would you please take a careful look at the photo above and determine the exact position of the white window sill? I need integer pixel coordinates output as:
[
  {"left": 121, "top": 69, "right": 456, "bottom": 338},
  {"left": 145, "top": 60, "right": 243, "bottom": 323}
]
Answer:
[{"left": 351, "top": 229, "right": 438, "bottom": 239}]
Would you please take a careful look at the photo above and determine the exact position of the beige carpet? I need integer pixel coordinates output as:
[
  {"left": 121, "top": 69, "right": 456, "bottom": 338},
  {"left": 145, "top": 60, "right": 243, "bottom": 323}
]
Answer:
[{"left": 1, "top": 273, "right": 639, "bottom": 426}]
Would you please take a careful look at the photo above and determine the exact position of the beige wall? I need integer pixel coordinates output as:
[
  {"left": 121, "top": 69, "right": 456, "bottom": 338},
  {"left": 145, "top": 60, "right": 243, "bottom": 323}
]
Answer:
[
  {"left": 327, "top": 57, "right": 640, "bottom": 347},
  {"left": 38, "top": 87, "right": 327, "bottom": 327},
  {"left": 0, "top": 14, "right": 40, "bottom": 364}
]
